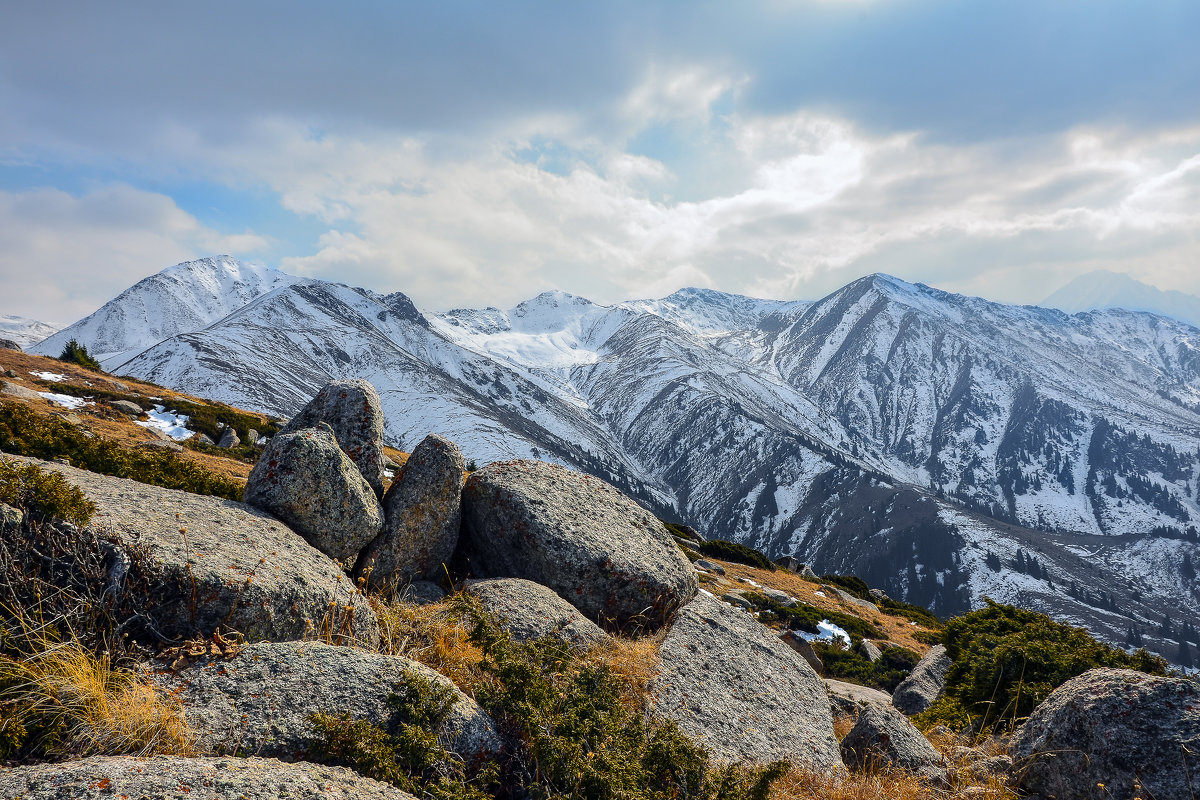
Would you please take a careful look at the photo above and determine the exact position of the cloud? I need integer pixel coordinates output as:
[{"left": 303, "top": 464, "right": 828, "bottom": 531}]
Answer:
[{"left": 0, "top": 185, "right": 267, "bottom": 321}]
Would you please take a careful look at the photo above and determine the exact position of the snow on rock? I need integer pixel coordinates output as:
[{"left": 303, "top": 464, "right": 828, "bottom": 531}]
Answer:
[
  {"left": 136, "top": 405, "right": 195, "bottom": 440},
  {"left": 37, "top": 392, "right": 90, "bottom": 410}
]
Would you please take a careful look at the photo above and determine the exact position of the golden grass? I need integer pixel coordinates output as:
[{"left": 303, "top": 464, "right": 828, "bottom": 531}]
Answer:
[
  {"left": 368, "top": 591, "right": 485, "bottom": 692},
  {"left": 0, "top": 640, "right": 194, "bottom": 757},
  {"left": 585, "top": 630, "right": 664, "bottom": 708},
  {"left": 770, "top": 765, "right": 1016, "bottom": 800}
]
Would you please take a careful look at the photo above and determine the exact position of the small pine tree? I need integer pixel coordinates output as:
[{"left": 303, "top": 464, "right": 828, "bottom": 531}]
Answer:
[{"left": 57, "top": 338, "right": 101, "bottom": 371}]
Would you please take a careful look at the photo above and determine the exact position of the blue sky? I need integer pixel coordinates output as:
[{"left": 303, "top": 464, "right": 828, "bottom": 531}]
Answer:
[{"left": 2, "top": 0, "right": 1198, "bottom": 322}]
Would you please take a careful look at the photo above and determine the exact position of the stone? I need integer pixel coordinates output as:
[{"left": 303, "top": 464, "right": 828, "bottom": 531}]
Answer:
[
  {"left": 857, "top": 639, "right": 883, "bottom": 663},
  {"left": 774, "top": 555, "right": 800, "bottom": 571},
  {"left": 108, "top": 399, "right": 144, "bottom": 416},
  {"left": 695, "top": 558, "right": 725, "bottom": 575},
  {"left": 401, "top": 580, "right": 447, "bottom": 605},
  {"left": 0, "top": 454, "right": 379, "bottom": 646},
  {"left": 1011, "top": 667, "right": 1200, "bottom": 800},
  {"left": 0, "top": 756, "right": 417, "bottom": 800},
  {"left": 245, "top": 424, "right": 383, "bottom": 565},
  {"left": 840, "top": 702, "right": 946, "bottom": 780},
  {"left": 823, "top": 678, "right": 892, "bottom": 719},
  {"left": 869, "top": 588, "right": 890, "bottom": 602},
  {"left": 136, "top": 440, "right": 183, "bottom": 453},
  {"left": 1, "top": 380, "right": 40, "bottom": 401},
  {"left": 281, "top": 379, "right": 387, "bottom": 498},
  {"left": 722, "top": 592, "right": 752, "bottom": 609},
  {"left": 459, "top": 460, "right": 697, "bottom": 631},
  {"left": 217, "top": 426, "right": 241, "bottom": 448},
  {"left": 53, "top": 412, "right": 84, "bottom": 426},
  {"left": 107, "top": 379, "right": 130, "bottom": 391},
  {"left": 0, "top": 502, "right": 22, "bottom": 533},
  {"left": 2, "top": 368, "right": 16, "bottom": 378},
  {"left": 245, "top": 428, "right": 260, "bottom": 445},
  {"left": 193, "top": 432, "right": 216, "bottom": 446},
  {"left": 357, "top": 433, "right": 465, "bottom": 585},
  {"left": 464, "top": 577, "right": 607, "bottom": 648},
  {"left": 834, "top": 588, "right": 878, "bottom": 611},
  {"left": 966, "top": 755, "right": 1012, "bottom": 782},
  {"left": 649, "top": 594, "right": 842, "bottom": 771},
  {"left": 800, "top": 564, "right": 820, "bottom": 580},
  {"left": 153, "top": 641, "right": 500, "bottom": 764},
  {"left": 892, "top": 644, "right": 950, "bottom": 715},
  {"left": 761, "top": 586, "right": 797, "bottom": 606},
  {"left": 0, "top": 338, "right": 21, "bottom": 351},
  {"left": 780, "top": 630, "right": 824, "bottom": 674}
]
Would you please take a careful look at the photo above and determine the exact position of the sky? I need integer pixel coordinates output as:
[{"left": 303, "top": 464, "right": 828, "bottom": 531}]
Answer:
[{"left": 2, "top": 0, "right": 1199, "bottom": 324}]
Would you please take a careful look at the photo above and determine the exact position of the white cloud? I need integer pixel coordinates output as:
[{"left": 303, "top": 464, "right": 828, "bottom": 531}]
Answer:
[{"left": 0, "top": 185, "right": 268, "bottom": 321}]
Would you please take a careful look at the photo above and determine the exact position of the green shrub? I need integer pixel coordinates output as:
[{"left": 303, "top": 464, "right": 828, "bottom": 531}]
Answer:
[
  {"left": 744, "top": 592, "right": 883, "bottom": 642},
  {"left": 879, "top": 596, "right": 944, "bottom": 629},
  {"left": 919, "top": 599, "right": 1169, "bottom": 733},
  {"left": 661, "top": 521, "right": 701, "bottom": 543},
  {"left": 0, "top": 401, "right": 242, "bottom": 501},
  {"left": 696, "top": 539, "right": 774, "bottom": 571},
  {"left": 57, "top": 339, "right": 101, "bottom": 371},
  {"left": 0, "top": 460, "right": 95, "bottom": 528},
  {"left": 821, "top": 574, "right": 870, "bottom": 599},
  {"left": 912, "top": 629, "right": 944, "bottom": 646},
  {"left": 813, "top": 642, "right": 920, "bottom": 693}
]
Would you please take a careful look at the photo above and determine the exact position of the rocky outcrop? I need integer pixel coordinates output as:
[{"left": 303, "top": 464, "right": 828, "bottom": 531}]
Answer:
[
  {"left": 459, "top": 460, "right": 697, "bottom": 630},
  {"left": 153, "top": 641, "right": 500, "bottom": 763},
  {"left": 0, "top": 756, "right": 416, "bottom": 799},
  {"left": 108, "top": 399, "right": 144, "bottom": 416},
  {"left": 823, "top": 678, "right": 892, "bottom": 719},
  {"left": 358, "top": 434, "right": 465, "bottom": 585},
  {"left": 840, "top": 702, "right": 946, "bottom": 780},
  {"left": 464, "top": 578, "right": 607, "bottom": 648},
  {"left": 780, "top": 630, "right": 824, "bottom": 673},
  {"left": 649, "top": 594, "right": 842, "bottom": 771},
  {"left": 857, "top": 639, "right": 883, "bottom": 663},
  {"left": 892, "top": 645, "right": 950, "bottom": 714},
  {"left": 1, "top": 380, "right": 40, "bottom": 401},
  {"left": 245, "top": 424, "right": 383, "bottom": 565},
  {"left": 1, "top": 455, "right": 379, "bottom": 646},
  {"left": 0, "top": 338, "right": 21, "bottom": 351},
  {"left": 1011, "top": 668, "right": 1200, "bottom": 800},
  {"left": 281, "top": 379, "right": 387, "bottom": 498},
  {"left": 217, "top": 427, "right": 241, "bottom": 448}
]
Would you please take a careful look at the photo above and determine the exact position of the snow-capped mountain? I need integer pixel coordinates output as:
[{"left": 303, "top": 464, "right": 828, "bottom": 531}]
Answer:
[
  {"left": 31, "top": 256, "right": 301, "bottom": 367},
  {"left": 39, "top": 260, "right": 1200, "bottom": 661},
  {"left": 0, "top": 315, "right": 59, "bottom": 348},
  {"left": 1043, "top": 270, "right": 1200, "bottom": 330}
]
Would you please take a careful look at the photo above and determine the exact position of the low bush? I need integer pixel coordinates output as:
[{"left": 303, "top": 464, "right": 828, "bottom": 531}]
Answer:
[
  {"left": 0, "top": 460, "right": 95, "bottom": 528},
  {"left": 0, "top": 401, "right": 243, "bottom": 501},
  {"left": 813, "top": 642, "right": 921, "bottom": 693},
  {"left": 821, "top": 574, "right": 871, "bottom": 599},
  {"left": 879, "top": 596, "right": 944, "bottom": 629},
  {"left": 57, "top": 339, "right": 101, "bottom": 371},
  {"left": 745, "top": 592, "right": 884, "bottom": 642},
  {"left": 919, "top": 599, "right": 1169, "bottom": 733},
  {"left": 696, "top": 539, "right": 775, "bottom": 571}
]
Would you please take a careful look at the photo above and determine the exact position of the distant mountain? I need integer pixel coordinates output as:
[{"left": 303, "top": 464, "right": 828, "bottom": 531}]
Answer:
[
  {"left": 1043, "top": 270, "right": 1200, "bottom": 330},
  {"left": 45, "top": 261, "right": 1200, "bottom": 663},
  {"left": 31, "top": 256, "right": 301, "bottom": 367},
  {"left": 0, "top": 315, "right": 59, "bottom": 348}
]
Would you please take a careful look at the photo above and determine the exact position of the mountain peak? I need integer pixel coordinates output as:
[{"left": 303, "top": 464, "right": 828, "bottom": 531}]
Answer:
[{"left": 1042, "top": 271, "right": 1200, "bottom": 330}]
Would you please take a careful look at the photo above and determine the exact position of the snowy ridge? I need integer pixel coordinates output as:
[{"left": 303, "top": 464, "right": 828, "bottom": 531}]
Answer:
[
  {"left": 0, "top": 315, "right": 59, "bottom": 348},
  {"left": 1044, "top": 270, "right": 1200, "bottom": 331},
  {"left": 42, "top": 261, "right": 1200, "bottom": 662}
]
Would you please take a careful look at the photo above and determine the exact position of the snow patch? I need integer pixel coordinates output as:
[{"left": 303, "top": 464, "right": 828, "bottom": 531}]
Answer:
[{"left": 136, "top": 405, "right": 195, "bottom": 441}]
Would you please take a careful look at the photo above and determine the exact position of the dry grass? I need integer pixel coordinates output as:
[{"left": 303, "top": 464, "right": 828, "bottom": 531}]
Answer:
[
  {"left": 368, "top": 591, "right": 485, "bottom": 692},
  {"left": 771, "top": 765, "right": 1016, "bottom": 800},
  {"left": 0, "top": 639, "right": 194, "bottom": 757},
  {"left": 584, "top": 630, "right": 663, "bottom": 708}
]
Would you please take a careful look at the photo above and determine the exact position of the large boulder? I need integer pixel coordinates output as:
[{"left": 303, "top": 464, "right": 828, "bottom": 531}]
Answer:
[
  {"left": 892, "top": 644, "right": 950, "bottom": 715},
  {"left": 459, "top": 460, "right": 697, "bottom": 630},
  {"left": 839, "top": 702, "right": 946, "bottom": 780},
  {"left": 152, "top": 641, "right": 500, "bottom": 764},
  {"left": 281, "top": 379, "right": 387, "bottom": 498},
  {"left": 0, "top": 455, "right": 379, "bottom": 646},
  {"left": 823, "top": 678, "right": 893, "bottom": 719},
  {"left": 0, "top": 756, "right": 416, "bottom": 800},
  {"left": 463, "top": 578, "right": 607, "bottom": 648},
  {"left": 245, "top": 424, "right": 383, "bottom": 565},
  {"left": 648, "top": 594, "right": 842, "bottom": 771},
  {"left": 1011, "top": 668, "right": 1200, "bottom": 800},
  {"left": 357, "top": 433, "right": 465, "bottom": 585}
]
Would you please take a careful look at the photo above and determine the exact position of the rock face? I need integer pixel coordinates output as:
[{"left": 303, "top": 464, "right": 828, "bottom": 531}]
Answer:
[
  {"left": 1, "top": 455, "right": 379, "bottom": 646},
  {"left": 463, "top": 578, "right": 607, "bottom": 648},
  {"left": 840, "top": 702, "right": 946, "bottom": 779},
  {"left": 892, "top": 645, "right": 950, "bottom": 715},
  {"left": 857, "top": 639, "right": 883, "bottom": 663},
  {"left": 0, "top": 756, "right": 416, "bottom": 800},
  {"left": 281, "top": 379, "right": 387, "bottom": 498},
  {"left": 153, "top": 641, "right": 500, "bottom": 764},
  {"left": 245, "top": 424, "right": 383, "bottom": 565},
  {"left": 1011, "top": 668, "right": 1200, "bottom": 800},
  {"left": 358, "top": 434, "right": 465, "bottom": 585},
  {"left": 649, "top": 594, "right": 842, "bottom": 771},
  {"left": 823, "top": 678, "right": 892, "bottom": 719},
  {"left": 780, "top": 630, "right": 824, "bottom": 673},
  {"left": 459, "top": 460, "right": 697, "bottom": 630},
  {"left": 1, "top": 380, "right": 40, "bottom": 401},
  {"left": 0, "top": 338, "right": 21, "bottom": 351}
]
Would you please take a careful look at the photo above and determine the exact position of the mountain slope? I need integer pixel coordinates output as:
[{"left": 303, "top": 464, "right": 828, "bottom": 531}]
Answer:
[
  {"left": 31, "top": 256, "right": 301, "bottom": 367},
  {"left": 1043, "top": 270, "right": 1200, "bottom": 330},
  {"left": 0, "top": 315, "right": 59, "bottom": 348}
]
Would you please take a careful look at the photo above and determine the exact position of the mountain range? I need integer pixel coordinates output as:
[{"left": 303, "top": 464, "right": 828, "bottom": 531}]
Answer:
[{"left": 29, "top": 257, "right": 1200, "bottom": 663}]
